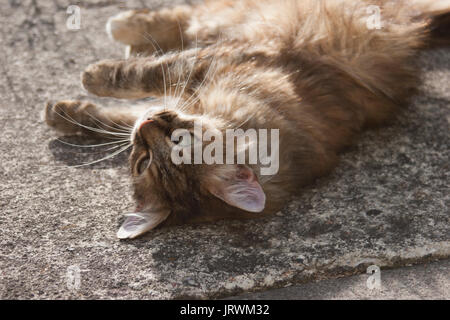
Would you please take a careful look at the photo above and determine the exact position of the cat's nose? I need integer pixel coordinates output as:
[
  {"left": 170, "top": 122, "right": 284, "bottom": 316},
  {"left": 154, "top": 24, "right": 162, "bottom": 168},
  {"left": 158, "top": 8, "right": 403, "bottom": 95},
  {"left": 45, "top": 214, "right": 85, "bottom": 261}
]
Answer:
[{"left": 138, "top": 118, "right": 154, "bottom": 132}]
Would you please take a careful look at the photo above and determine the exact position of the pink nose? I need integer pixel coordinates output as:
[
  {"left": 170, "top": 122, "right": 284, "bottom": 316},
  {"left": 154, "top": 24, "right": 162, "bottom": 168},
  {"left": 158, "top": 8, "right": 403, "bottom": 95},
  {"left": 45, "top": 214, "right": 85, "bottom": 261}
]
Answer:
[{"left": 139, "top": 119, "right": 154, "bottom": 132}]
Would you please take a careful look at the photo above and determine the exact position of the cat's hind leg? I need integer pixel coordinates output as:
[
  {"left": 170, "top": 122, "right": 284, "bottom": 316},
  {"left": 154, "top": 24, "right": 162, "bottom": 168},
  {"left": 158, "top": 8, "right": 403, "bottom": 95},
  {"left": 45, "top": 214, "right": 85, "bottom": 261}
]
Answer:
[{"left": 106, "top": 6, "right": 193, "bottom": 57}]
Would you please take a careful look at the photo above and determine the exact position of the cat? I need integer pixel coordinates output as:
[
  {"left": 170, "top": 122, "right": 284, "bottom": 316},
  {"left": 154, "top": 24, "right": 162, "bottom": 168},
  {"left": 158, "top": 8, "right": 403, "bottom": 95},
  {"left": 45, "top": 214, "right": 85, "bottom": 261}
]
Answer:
[{"left": 44, "top": 0, "right": 450, "bottom": 239}]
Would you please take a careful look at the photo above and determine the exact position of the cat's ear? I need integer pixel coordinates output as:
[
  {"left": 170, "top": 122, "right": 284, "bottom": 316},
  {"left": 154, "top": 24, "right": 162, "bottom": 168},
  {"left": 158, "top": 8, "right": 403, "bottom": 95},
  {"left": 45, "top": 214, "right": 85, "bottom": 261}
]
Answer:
[
  {"left": 117, "top": 210, "right": 169, "bottom": 239},
  {"left": 208, "top": 165, "right": 266, "bottom": 213}
]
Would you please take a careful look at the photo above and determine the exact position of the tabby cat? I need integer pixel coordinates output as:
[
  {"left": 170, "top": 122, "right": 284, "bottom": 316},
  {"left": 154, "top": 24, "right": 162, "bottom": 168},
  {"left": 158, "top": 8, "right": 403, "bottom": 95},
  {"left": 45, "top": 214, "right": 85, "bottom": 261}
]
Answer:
[{"left": 44, "top": 0, "right": 450, "bottom": 239}]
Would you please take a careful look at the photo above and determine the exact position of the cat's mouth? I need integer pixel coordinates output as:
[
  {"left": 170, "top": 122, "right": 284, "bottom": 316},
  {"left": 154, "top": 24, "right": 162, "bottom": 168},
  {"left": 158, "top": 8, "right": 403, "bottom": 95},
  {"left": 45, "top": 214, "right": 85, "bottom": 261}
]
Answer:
[{"left": 131, "top": 105, "right": 165, "bottom": 142}]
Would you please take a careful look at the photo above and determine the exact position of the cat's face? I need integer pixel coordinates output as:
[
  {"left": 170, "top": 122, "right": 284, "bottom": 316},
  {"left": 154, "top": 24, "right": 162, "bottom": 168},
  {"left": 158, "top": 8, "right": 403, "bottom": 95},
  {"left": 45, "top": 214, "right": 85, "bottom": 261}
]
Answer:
[{"left": 117, "top": 108, "right": 266, "bottom": 239}]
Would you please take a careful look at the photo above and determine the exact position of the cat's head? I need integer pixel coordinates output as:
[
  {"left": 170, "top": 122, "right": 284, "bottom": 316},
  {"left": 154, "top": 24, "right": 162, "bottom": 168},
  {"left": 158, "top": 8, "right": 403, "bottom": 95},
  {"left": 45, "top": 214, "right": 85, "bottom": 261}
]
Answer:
[{"left": 117, "top": 108, "right": 266, "bottom": 239}]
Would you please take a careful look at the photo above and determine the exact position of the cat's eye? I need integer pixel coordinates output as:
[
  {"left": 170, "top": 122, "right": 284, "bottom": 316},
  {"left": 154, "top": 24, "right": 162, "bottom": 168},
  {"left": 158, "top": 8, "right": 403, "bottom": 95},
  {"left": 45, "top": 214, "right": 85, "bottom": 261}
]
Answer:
[
  {"left": 175, "top": 134, "right": 191, "bottom": 147},
  {"left": 168, "top": 130, "right": 203, "bottom": 148},
  {"left": 135, "top": 151, "right": 152, "bottom": 175},
  {"left": 167, "top": 132, "right": 194, "bottom": 148}
]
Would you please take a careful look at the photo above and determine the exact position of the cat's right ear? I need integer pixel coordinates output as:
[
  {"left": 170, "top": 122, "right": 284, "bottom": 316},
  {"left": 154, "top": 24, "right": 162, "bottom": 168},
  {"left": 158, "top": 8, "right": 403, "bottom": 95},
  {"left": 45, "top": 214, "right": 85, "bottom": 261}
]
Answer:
[{"left": 117, "top": 210, "right": 169, "bottom": 239}]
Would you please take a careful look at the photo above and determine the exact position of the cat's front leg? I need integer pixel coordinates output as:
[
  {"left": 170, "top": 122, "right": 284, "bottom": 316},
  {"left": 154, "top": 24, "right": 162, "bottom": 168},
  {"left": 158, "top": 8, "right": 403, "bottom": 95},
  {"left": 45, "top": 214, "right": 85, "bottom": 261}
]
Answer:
[
  {"left": 81, "top": 49, "right": 205, "bottom": 100},
  {"left": 44, "top": 100, "right": 136, "bottom": 138}
]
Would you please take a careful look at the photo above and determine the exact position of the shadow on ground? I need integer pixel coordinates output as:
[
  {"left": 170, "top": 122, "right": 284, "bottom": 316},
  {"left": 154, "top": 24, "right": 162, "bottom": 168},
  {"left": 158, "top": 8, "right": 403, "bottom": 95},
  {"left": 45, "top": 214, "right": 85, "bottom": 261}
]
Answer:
[{"left": 48, "top": 137, "right": 130, "bottom": 168}]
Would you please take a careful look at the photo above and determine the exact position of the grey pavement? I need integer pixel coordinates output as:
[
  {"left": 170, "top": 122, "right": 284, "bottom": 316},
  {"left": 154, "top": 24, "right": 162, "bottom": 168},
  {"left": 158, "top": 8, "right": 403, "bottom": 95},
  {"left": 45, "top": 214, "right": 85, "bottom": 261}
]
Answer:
[
  {"left": 0, "top": 0, "right": 449, "bottom": 299},
  {"left": 231, "top": 259, "right": 450, "bottom": 300}
]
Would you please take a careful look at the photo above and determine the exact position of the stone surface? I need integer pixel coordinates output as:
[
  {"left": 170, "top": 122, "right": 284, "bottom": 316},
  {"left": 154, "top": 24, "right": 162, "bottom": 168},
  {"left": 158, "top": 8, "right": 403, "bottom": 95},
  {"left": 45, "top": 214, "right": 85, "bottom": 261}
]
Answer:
[
  {"left": 0, "top": 1, "right": 449, "bottom": 299},
  {"left": 231, "top": 259, "right": 450, "bottom": 300}
]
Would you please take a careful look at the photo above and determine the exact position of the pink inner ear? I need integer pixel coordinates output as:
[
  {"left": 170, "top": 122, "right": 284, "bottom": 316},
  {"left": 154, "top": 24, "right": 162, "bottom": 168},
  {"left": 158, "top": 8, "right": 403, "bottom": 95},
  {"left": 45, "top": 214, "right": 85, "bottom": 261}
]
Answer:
[{"left": 210, "top": 166, "right": 266, "bottom": 213}]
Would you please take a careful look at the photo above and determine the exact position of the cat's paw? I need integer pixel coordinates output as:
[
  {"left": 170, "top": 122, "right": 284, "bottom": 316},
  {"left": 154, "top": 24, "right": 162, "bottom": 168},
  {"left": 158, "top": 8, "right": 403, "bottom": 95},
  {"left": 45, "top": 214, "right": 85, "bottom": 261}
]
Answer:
[
  {"left": 106, "top": 10, "right": 151, "bottom": 46},
  {"left": 81, "top": 60, "right": 118, "bottom": 97},
  {"left": 44, "top": 100, "right": 95, "bottom": 135},
  {"left": 106, "top": 7, "right": 189, "bottom": 57},
  {"left": 82, "top": 60, "right": 148, "bottom": 99}
]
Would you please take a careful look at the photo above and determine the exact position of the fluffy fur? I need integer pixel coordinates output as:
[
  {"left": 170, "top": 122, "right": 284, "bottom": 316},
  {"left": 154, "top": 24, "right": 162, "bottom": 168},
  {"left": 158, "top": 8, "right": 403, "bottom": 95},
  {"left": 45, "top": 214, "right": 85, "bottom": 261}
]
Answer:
[{"left": 45, "top": 0, "right": 450, "bottom": 239}]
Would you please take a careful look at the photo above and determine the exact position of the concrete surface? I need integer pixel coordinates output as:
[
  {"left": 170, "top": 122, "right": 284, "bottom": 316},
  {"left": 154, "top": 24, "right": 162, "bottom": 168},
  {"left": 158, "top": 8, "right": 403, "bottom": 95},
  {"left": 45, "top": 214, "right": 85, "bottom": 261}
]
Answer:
[
  {"left": 231, "top": 259, "right": 450, "bottom": 300},
  {"left": 0, "top": 0, "right": 449, "bottom": 299}
]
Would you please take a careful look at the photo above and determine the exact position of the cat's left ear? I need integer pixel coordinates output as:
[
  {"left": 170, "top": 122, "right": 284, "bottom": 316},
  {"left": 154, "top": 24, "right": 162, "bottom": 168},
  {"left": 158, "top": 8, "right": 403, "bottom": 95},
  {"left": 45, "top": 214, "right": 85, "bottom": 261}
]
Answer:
[
  {"left": 207, "top": 165, "right": 266, "bottom": 213},
  {"left": 117, "top": 210, "right": 169, "bottom": 239}
]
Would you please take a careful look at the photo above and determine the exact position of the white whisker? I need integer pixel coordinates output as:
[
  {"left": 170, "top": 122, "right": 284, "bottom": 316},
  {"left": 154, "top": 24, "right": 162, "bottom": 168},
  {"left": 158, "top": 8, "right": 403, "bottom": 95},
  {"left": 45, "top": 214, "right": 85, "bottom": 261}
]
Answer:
[
  {"left": 174, "top": 33, "right": 199, "bottom": 111},
  {"left": 172, "top": 19, "right": 187, "bottom": 101},
  {"left": 53, "top": 110, "right": 131, "bottom": 138},
  {"left": 84, "top": 110, "right": 132, "bottom": 134},
  {"left": 64, "top": 143, "right": 132, "bottom": 168},
  {"left": 177, "top": 32, "right": 222, "bottom": 113},
  {"left": 177, "top": 48, "right": 219, "bottom": 112},
  {"left": 56, "top": 138, "right": 130, "bottom": 148},
  {"left": 141, "top": 32, "right": 170, "bottom": 110}
]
